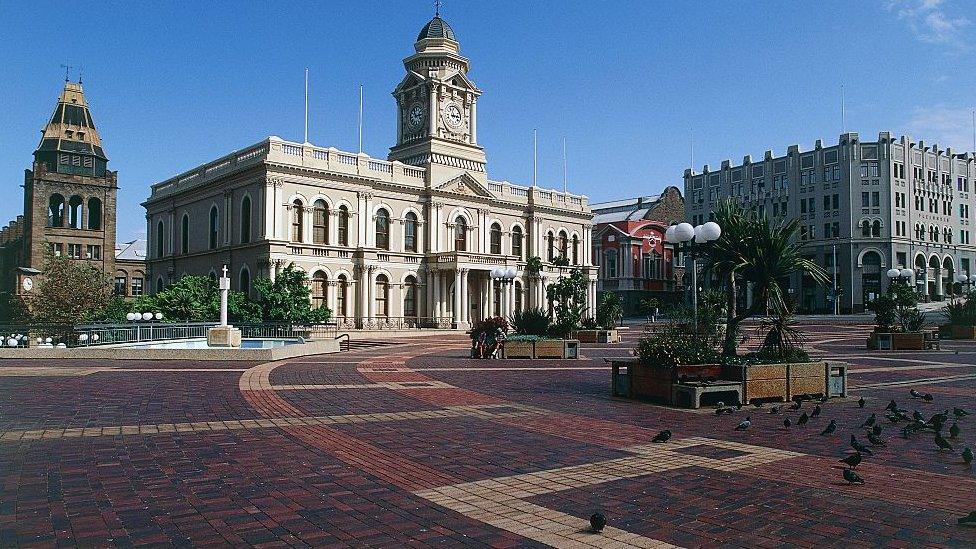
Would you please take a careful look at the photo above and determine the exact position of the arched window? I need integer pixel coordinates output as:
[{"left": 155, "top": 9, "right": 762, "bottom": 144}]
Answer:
[
  {"left": 156, "top": 276, "right": 164, "bottom": 293},
  {"left": 374, "top": 274, "right": 389, "bottom": 317},
  {"left": 68, "top": 195, "right": 83, "bottom": 228},
  {"left": 338, "top": 205, "right": 349, "bottom": 246},
  {"left": 511, "top": 226, "right": 523, "bottom": 259},
  {"left": 336, "top": 274, "right": 348, "bottom": 316},
  {"left": 571, "top": 235, "right": 579, "bottom": 264},
  {"left": 490, "top": 223, "right": 502, "bottom": 254},
  {"left": 558, "top": 230, "right": 568, "bottom": 259},
  {"left": 87, "top": 197, "right": 102, "bottom": 230},
  {"left": 156, "top": 220, "right": 165, "bottom": 258},
  {"left": 291, "top": 200, "right": 304, "bottom": 243},
  {"left": 861, "top": 220, "right": 871, "bottom": 237},
  {"left": 240, "top": 196, "right": 251, "bottom": 244},
  {"left": 404, "top": 212, "right": 418, "bottom": 252},
  {"left": 515, "top": 280, "right": 523, "bottom": 313},
  {"left": 403, "top": 275, "right": 417, "bottom": 317},
  {"left": 311, "top": 271, "right": 327, "bottom": 310},
  {"left": 239, "top": 267, "right": 251, "bottom": 297},
  {"left": 209, "top": 206, "right": 219, "bottom": 249},
  {"left": 375, "top": 208, "right": 390, "bottom": 250},
  {"left": 312, "top": 200, "right": 328, "bottom": 244},
  {"left": 547, "top": 231, "right": 555, "bottom": 261},
  {"left": 454, "top": 216, "right": 467, "bottom": 251},
  {"left": 871, "top": 220, "right": 881, "bottom": 238},
  {"left": 48, "top": 194, "right": 65, "bottom": 227},
  {"left": 180, "top": 214, "right": 189, "bottom": 254}
]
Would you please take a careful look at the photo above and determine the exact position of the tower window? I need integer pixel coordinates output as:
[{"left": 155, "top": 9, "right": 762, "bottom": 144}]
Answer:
[{"left": 87, "top": 197, "right": 102, "bottom": 230}]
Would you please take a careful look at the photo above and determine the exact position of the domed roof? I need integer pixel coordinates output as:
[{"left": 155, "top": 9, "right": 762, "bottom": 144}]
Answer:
[{"left": 417, "top": 16, "right": 456, "bottom": 42}]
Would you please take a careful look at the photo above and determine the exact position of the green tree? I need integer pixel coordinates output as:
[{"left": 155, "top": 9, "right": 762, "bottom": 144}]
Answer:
[
  {"left": 253, "top": 264, "right": 331, "bottom": 323},
  {"left": 595, "top": 291, "right": 622, "bottom": 329},
  {"left": 702, "top": 199, "right": 829, "bottom": 357},
  {"left": 24, "top": 254, "right": 113, "bottom": 325},
  {"left": 546, "top": 268, "right": 588, "bottom": 337},
  {"left": 107, "top": 275, "right": 261, "bottom": 323}
]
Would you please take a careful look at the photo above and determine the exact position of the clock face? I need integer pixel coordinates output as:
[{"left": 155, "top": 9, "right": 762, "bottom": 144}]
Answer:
[
  {"left": 22, "top": 277, "right": 33, "bottom": 291},
  {"left": 408, "top": 104, "right": 425, "bottom": 129},
  {"left": 444, "top": 103, "right": 464, "bottom": 129}
]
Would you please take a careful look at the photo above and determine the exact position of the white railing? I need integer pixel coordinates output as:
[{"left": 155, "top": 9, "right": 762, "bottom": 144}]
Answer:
[{"left": 282, "top": 144, "right": 303, "bottom": 156}]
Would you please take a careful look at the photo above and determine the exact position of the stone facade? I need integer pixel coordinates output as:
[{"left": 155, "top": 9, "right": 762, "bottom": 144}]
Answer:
[
  {"left": 685, "top": 132, "right": 976, "bottom": 313},
  {"left": 142, "top": 15, "right": 596, "bottom": 329},
  {"left": 0, "top": 82, "right": 141, "bottom": 313},
  {"left": 590, "top": 187, "right": 686, "bottom": 315}
]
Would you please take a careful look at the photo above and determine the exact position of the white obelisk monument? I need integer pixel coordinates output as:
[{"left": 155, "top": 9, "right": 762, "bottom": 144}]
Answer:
[{"left": 207, "top": 265, "right": 242, "bottom": 347}]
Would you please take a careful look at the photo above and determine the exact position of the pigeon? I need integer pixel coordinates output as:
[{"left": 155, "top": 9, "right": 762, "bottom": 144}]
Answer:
[
  {"left": 953, "top": 407, "right": 970, "bottom": 418},
  {"left": 589, "top": 512, "right": 607, "bottom": 533},
  {"left": 790, "top": 401, "right": 802, "bottom": 411},
  {"left": 724, "top": 408, "right": 735, "bottom": 415},
  {"left": 819, "top": 394, "right": 829, "bottom": 403},
  {"left": 922, "top": 393, "right": 934, "bottom": 402},
  {"left": 850, "top": 435, "right": 874, "bottom": 456},
  {"left": 858, "top": 396, "right": 866, "bottom": 408},
  {"left": 935, "top": 435, "right": 953, "bottom": 451},
  {"left": 957, "top": 511, "right": 976, "bottom": 526},
  {"left": 811, "top": 405, "right": 822, "bottom": 418},
  {"left": 783, "top": 417, "right": 792, "bottom": 429},
  {"left": 901, "top": 425, "right": 917, "bottom": 439},
  {"left": 651, "top": 430, "right": 672, "bottom": 443},
  {"left": 885, "top": 400, "right": 898, "bottom": 412},
  {"left": 820, "top": 420, "right": 837, "bottom": 435},
  {"left": 735, "top": 417, "right": 752, "bottom": 431},
  {"left": 839, "top": 452, "right": 862, "bottom": 469},
  {"left": 843, "top": 468, "right": 865, "bottom": 485},
  {"left": 798, "top": 412, "right": 809, "bottom": 426},
  {"left": 867, "top": 432, "right": 886, "bottom": 446},
  {"left": 715, "top": 407, "right": 727, "bottom": 416},
  {"left": 872, "top": 424, "right": 883, "bottom": 436},
  {"left": 860, "top": 413, "right": 876, "bottom": 428},
  {"left": 753, "top": 401, "right": 764, "bottom": 408},
  {"left": 913, "top": 410, "right": 925, "bottom": 422},
  {"left": 910, "top": 389, "right": 923, "bottom": 398},
  {"left": 769, "top": 406, "right": 780, "bottom": 415},
  {"left": 963, "top": 447, "right": 973, "bottom": 467},
  {"left": 950, "top": 422, "right": 961, "bottom": 439}
]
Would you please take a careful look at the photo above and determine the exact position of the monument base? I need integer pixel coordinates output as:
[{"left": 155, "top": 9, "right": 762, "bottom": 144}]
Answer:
[{"left": 207, "top": 326, "right": 242, "bottom": 348}]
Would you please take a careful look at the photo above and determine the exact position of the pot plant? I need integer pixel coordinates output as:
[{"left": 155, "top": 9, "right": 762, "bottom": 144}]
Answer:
[
  {"left": 572, "top": 292, "right": 622, "bottom": 343},
  {"left": 939, "top": 291, "right": 976, "bottom": 339},
  {"left": 866, "top": 281, "right": 928, "bottom": 350}
]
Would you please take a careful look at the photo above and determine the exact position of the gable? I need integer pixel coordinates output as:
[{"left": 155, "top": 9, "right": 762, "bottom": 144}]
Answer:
[{"left": 434, "top": 173, "right": 493, "bottom": 198}]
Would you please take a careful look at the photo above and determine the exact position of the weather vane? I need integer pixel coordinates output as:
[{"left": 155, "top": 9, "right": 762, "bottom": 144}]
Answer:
[
  {"left": 434, "top": 0, "right": 442, "bottom": 17},
  {"left": 60, "top": 63, "right": 73, "bottom": 83}
]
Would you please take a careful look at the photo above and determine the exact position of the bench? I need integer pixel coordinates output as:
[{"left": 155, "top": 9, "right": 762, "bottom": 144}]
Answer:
[{"left": 671, "top": 381, "right": 743, "bottom": 409}]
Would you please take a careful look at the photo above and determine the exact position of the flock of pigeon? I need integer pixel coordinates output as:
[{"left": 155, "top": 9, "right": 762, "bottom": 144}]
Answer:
[{"left": 641, "top": 389, "right": 976, "bottom": 530}]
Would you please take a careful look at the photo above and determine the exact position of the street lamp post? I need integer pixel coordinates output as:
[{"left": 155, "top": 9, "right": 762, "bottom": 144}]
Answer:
[
  {"left": 665, "top": 221, "right": 722, "bottom": 331},
  {"left": 490, "top": 266, "right": 518, "bottom": 317},
  {"left": 954, "top": 273, "right": 972, "bottom": 299},
  {"left": 886, "top": 267, "right": 914, "bottom": 287}
]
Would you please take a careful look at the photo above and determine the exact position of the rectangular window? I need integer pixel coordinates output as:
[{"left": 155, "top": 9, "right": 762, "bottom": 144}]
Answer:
[
  {"left": 87, "top": 245, "right": 101, "bottom": 260},
  {"left": 67, "top": 243, "right": 82, "bottom": 259},
  {"left": 114, "top": 277, "right": 127, "bottom": 296},
  {"left": 832, "top": 194, "right": 840, "bottom": 210},
  {"left": 861, "top": 192, "right": 869, "bottom": 208},
  {"left": 131, "top": 278, "right": 144, "bottom": 296},
  {"left": 50, "top": 242, "right": 63, "bottom": 257},
  {"left": 871, "top": 192, "right": 880, "bottom": 207},
  {"left": 824, "top": 223, "right": 831, "bottom": 238}
]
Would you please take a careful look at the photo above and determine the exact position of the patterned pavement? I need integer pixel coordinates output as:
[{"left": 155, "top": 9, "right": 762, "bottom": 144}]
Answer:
[{"left": 1, "top": 321, "right": 975, "bottom": 547}]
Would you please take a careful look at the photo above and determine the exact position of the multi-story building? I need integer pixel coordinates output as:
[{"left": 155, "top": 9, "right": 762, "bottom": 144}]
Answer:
[
  {"left": 684, "top": 132, "right": 976, "bottom": 313},
  {"left": 591, "top": 187, "right": 685, "bottom": 314},
  {"left": 0, "top": 81, "right": 143, "bottom": 313},
  {"left": 143, "top": 14, "right": 596, "bottom": 329}
]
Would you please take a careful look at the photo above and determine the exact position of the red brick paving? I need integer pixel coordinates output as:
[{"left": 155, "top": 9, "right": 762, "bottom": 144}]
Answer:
[{"left": 1, "top": 322, "right": 974, "bottom": 546}]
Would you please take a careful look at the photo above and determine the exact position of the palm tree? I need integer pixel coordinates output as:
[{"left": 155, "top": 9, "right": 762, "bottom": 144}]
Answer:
[{"left": 702, "top": 199, "right": 829, "bottom": 356}]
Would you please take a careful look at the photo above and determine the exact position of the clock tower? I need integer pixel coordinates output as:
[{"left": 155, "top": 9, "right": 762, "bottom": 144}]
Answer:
[{"left": 389, "top": 15, "right": 487, "bottom": 186}]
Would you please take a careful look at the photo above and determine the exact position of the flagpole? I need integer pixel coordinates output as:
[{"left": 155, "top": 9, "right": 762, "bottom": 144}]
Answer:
[
  {"left": 358, "top": 84, "right": 364, "bottom": 154},
  {"left": 562, "top": 137, "right": 567, "bottom": 194},
  {"left": 304, "top": 68, "right": 309, "bottom": 143},
  {"left": 533, "top": 129, "right": 538, "bottom": 187}
]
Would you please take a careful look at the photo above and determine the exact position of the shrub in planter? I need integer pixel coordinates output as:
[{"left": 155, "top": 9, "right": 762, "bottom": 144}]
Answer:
[
  {"left": 596, "top": 292, "right": 623, "bottom": 329},
  {"left": 580, "top": 317, "right": 599, "bottom": 329},
  {"left": 510, "top": 307, "right": 550, "bottom": 337}
]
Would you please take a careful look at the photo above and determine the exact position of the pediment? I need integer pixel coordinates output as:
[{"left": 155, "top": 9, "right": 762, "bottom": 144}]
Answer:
[
  {"left": 393, "top": 71, "right": 429, "bottom": 95},
  {"left": 434, "top": 172, "right": 492, "bottom": 197}
]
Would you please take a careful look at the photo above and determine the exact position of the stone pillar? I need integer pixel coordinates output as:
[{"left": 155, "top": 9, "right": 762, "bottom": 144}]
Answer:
[
  {"left": 453, "top": 269, "right": 462, "bottom": 326},
  {"left": 460, "top": 269, "right": 469, "bottom": 325},
  {"left": 303, "top": 206, "right": 313, "bottom": 244},
  {"left": 365, "top": 266, "right": 375, "bottom": 325},
  {"left": 274, "top": 182, "right": 285, "bottom": 240},
  {"left": 433, "top": 271, "right": 442, "bottom": 319}
]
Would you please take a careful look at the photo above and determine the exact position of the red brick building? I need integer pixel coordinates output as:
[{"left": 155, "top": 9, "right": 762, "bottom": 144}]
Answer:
[{"left": 590, "top": 187, "right": 685, "bottom": 315}]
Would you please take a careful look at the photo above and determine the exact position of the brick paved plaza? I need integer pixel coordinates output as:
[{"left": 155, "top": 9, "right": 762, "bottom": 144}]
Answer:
[{"left": 1, "top": 321, "right": 975, "bottom": 547}]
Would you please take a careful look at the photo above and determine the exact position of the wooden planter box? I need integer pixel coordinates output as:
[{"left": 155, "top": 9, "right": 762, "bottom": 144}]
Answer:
[
  {"left": 503, "top": 340, "right": 535, "bottom": 359},
  {"left": 725, "top": 363, "right": 788, "bottom": 403},
  {"left": 502, "top": 339, "right": 579, "bottom": 359},
  {"left": 940, "top": 325, "right": 976, "bottom": 340},
  {"left": 787, "top": 362, "right": 827, "bottom": 400},
  {"left": 867, "top": 332, "right": 926, "bottom": 350},
  {"left": 610, "top": 359, "right": 673, "bottom": 404},
  {"left": 570, "top": 330, "right": 620, "bottom": 344}
]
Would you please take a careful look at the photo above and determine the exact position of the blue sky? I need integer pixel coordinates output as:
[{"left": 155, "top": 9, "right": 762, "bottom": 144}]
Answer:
[{"left": 1, "top": 0, "right": 974, "bottom": 241}]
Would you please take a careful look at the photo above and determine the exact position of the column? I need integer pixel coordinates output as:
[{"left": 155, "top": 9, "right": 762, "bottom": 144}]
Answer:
[
  {"left": 327, "top": 281, "right": 337, "bottom": 315},
  {"left": 303, "top": 206, "right": 313, "bottom": 244},
  {"left": 365, "top": 266, "right": 375, "bottom": 325},
  {"left": 274, "top": 183, "right": 285, "bottom": 240},
  {"left": 460, "top": 269, "right": 469, "bottom": 325},
  {"left": 453, "top": 269, "right": 462, "bottom": 326},
  {"left": 469, "top": 100, "right": 477, "bottom": 144},
  {"left": 364, "top": 193, "right": 374, "bottom": 248},
  {"left": 433, "top": 271, "right": 442, "bottom": 320}
]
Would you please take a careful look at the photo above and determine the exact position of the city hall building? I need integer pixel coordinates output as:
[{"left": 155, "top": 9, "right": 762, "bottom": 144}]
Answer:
[
  {"left": 143, "top": 15, "right": 595, "bottom": 329},
  {"left": 685, "top": 132, "right": 976, "bottom": 313}
]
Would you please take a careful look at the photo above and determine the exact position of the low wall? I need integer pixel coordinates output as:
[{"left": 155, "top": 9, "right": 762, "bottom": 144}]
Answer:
[{"left": 0, "top": 339, "right": 340, "bottom": 361}]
